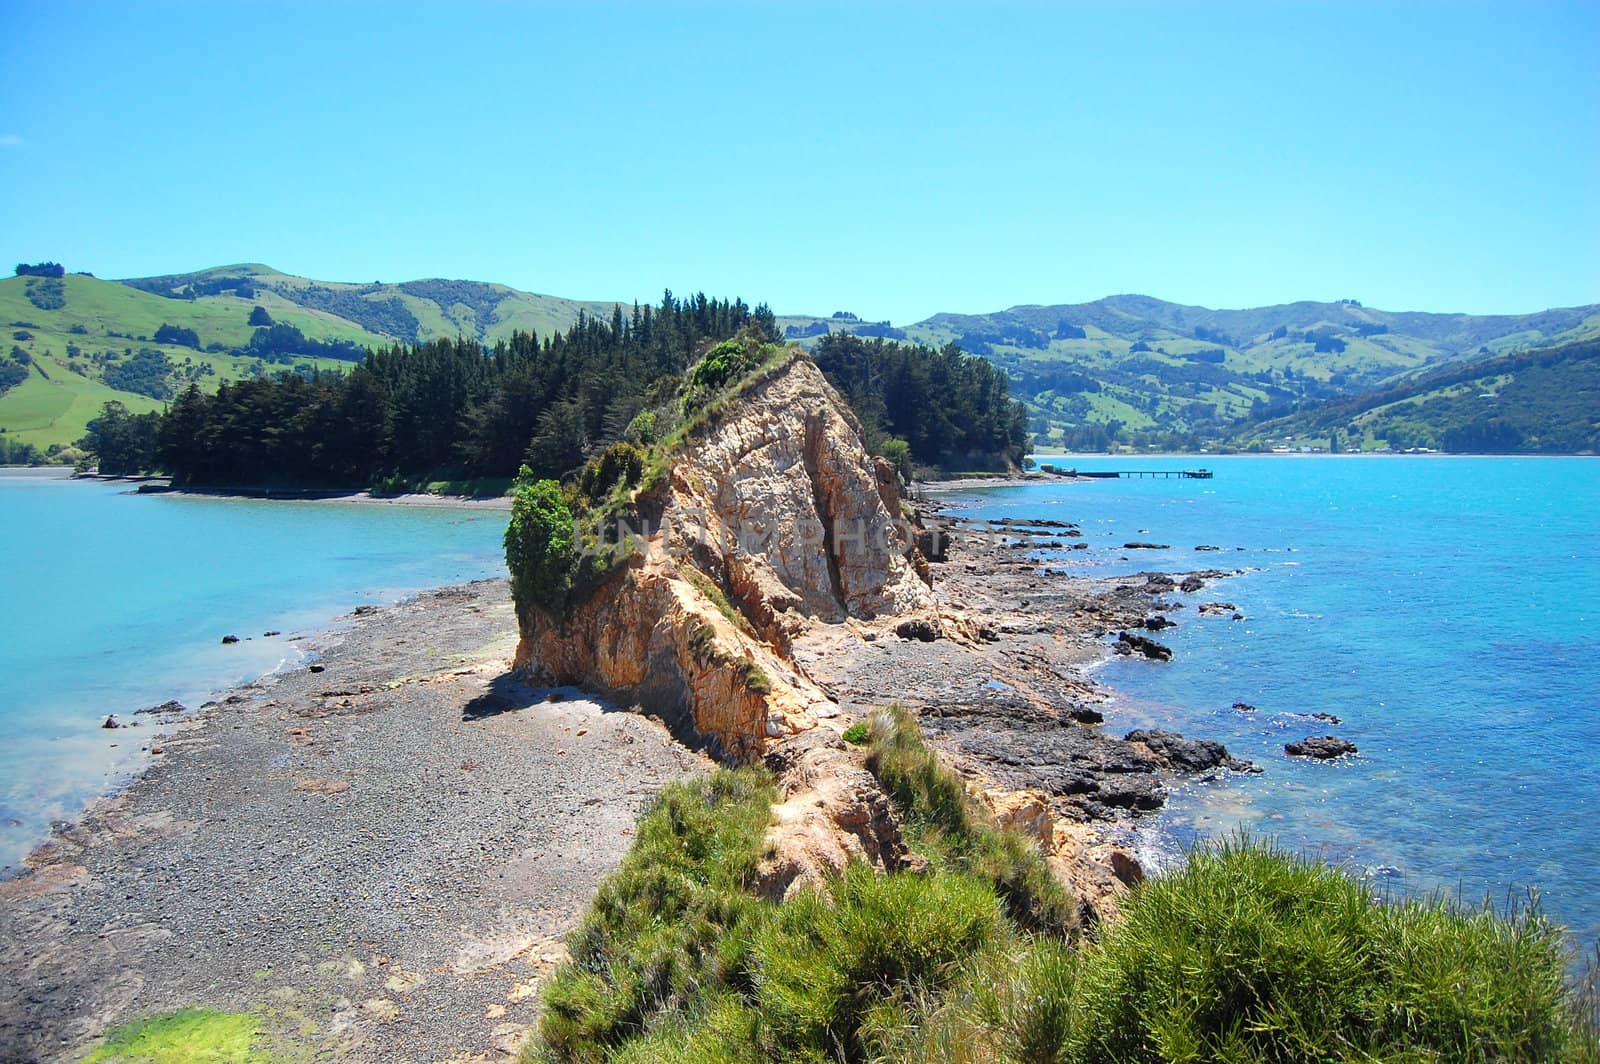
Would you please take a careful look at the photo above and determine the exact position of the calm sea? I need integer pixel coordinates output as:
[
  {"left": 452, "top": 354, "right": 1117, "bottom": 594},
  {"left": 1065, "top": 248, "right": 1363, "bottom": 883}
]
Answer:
[
  {"left": 949, "top": 455, "right": 1600, "bottom": 950},
  {"left": 0, "top": 471, "right": 508, "bottom": 873}
]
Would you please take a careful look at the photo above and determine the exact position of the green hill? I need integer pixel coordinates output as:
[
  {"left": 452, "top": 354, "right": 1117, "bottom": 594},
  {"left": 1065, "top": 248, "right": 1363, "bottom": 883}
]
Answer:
[
  {"left": 0, "top": 265, "right": 629, "bottom": 454},
  {"left": 1228, "top": 336, "right": 1600, "bottom": 454},
  {"left": 119, "top": 264, "right": 622, "bottom": 346},
  {"left": 781, "top": 297, "right": 1600, "bottom": 450},
  {"left": 7, "top": 262, "right": 1595, "bottom": 459},
  {"left": 0, "top": 272, "right": 394, "bottom": 454}
]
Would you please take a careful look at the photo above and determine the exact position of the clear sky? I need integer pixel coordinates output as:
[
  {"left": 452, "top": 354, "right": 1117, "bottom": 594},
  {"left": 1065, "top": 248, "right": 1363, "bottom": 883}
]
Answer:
[{"left": 2, "top": 1, "right": 1596, "bottom": 323}]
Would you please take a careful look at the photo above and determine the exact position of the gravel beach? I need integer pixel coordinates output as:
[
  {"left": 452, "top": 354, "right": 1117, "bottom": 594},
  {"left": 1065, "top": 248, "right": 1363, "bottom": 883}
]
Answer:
[{"left": 0, "top": 579, "right": 707, "bottom": 1063}]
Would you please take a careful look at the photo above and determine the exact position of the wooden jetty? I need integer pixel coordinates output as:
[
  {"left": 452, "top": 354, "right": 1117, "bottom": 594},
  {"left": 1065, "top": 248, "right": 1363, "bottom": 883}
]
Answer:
[{"left": 1039, "top": 465, "right": 1213, "bottom": 480}]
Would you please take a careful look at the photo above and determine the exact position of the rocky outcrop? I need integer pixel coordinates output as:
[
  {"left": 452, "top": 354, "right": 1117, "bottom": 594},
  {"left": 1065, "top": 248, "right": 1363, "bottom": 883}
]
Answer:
[
  {"left": 756, "top": 729, "right": 909, "bottom": 900},
  {"left": 1286, "top": 735, "right": 1357, "bottom": 759},
  {"left": 514, "top": 355, "right": 935, "bottom": 763},
  {"left": 1124, "top": 729, "right": 1261, "bottom": 775},
  {"left": 1114, "top": 631, "right": 1173, "bottom": 660}
]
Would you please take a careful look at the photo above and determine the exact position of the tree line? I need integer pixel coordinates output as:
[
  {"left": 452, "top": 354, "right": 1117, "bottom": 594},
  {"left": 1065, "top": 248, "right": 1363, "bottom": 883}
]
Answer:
[
  {"left": 142, "top": 292, "right": 777, "bottom": 486},
  {"left": 812, "top": 332, "right": 1029, "bottom": 471},
  {"left": 78, "top": 292, "right": 1033, "bottom": 482}
]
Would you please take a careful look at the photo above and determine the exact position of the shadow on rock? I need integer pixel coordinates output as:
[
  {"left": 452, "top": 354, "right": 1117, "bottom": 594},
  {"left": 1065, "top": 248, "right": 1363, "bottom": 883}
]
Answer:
[{"left": 462, "top": 673, "right": 546, "bottom": 721}]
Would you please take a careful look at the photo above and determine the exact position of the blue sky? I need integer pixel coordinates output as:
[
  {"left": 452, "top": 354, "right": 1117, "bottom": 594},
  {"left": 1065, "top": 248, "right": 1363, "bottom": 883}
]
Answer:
[{"left": 2, "top": 1, "right": 1596, "bottom": 323}]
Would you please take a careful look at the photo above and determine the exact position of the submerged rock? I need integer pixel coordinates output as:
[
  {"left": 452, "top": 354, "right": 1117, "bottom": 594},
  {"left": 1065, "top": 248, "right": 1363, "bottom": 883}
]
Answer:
[
  {"left": 220, "top": 634, "right": 239, "bottom": 645},
  {"left": 1124, "top": 541, "right": 1170, "bottom": 550},
  {"left": 1285, "top": 735, "right": 1357, "bottom": 759},
  {"left": 136, "top": 699, "right": 186, "bottom": 716},
  {"left": 101, "top": 715, "right": 120, "bottom": 729},
  {"left": 1141, "top": 614, "right": 1176, "bottom": 631}
]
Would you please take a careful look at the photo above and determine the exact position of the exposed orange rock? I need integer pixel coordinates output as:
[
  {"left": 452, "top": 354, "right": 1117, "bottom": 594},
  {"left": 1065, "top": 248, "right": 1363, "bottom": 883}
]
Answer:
[{"left": 513, "top": 356, "right": 931, "bottom": 762}]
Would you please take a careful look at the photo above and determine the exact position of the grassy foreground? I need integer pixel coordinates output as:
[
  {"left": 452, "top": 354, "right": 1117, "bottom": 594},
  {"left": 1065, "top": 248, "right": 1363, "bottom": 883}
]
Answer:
[{"left": 527, "top": 709, "right": 1599, "bottom": 1064}]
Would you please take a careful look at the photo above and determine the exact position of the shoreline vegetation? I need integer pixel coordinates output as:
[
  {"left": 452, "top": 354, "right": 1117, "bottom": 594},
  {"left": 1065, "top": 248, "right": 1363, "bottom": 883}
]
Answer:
[{"left": 526, "top": 711, "right": 1599, "bottom": 1064}]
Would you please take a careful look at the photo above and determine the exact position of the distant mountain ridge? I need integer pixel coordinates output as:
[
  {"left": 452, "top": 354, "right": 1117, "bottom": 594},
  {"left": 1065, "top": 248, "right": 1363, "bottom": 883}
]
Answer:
[{"left": 783, "top": 294, "right": 1600, "bottom": 449}]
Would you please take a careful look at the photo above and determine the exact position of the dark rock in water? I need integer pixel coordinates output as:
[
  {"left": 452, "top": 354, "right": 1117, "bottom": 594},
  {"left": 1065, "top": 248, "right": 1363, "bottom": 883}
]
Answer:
[
  {"left": 1195, "top": 544, "right": 1221, "bottom": 551},
  {"left": 1286, "top": 735, "right": 1357, "bottom": 759},
  {"left": 1072, "top": 542, "right": 1088, "bottom": 550},
  {"left": 352, "top": 605, "right": 380, "bottom": 617},
  {"left": 1114, "top": 631, "right": 1172, "bottom": 661},
  {"left": 101, "top": 715, "right": 120, "bottom": 729},
  {"left": 1124, "top": 542, "right": 1169, "bottom": 550},
  {"left": 220, "top": 634, "right": 240, "bottom": 645},
  {"left": 263, "top": 630, "right": 281, "bottom": 637},
  {"left": 1143, "top": 574, "right": 1176, "bottom": 593},
  {"left": 1197, "top": 602, "right": 1237, "bottom": 617},
  {"left": 1069, "top": 706, "right": 1104, "bottom": 724},
  {"left": 1232, "top": 701, "right": 1257, "bottom": 713},
  {"left": 136, "top": 699, "right": 186, "bottom": 716},
  {"left": 1125, "top": 728, "right": 1261, "bottom": 774},
  {"left": 1141, "top": 614, "right": 1176, "bottom": 631},
  {"left": 1179, "top": 575, "right": 1205, "bottom": 593},
  {"left": 915, "top": 528, "right": 948, "bottom": 563},
  {"left": 1232, "top": 613, "right": 1245, "bottom": 621},
  {"left": 1307, "top": 711, "right": 1343, "bottom": 725},
  {"left": 895, "top": 618, "right": 941, "bottom": 642}
]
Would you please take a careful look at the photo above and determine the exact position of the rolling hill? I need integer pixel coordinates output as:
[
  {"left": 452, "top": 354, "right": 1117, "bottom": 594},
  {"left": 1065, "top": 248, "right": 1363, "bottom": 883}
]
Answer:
[
  {"left": 0, "top": 265, "right": 622, "bottom": 454},
  {"left": 4, "top": 260, "right": 1596, "bottom": 458},
  {"left": 1226, "top": 336, "right": 1600, "bottom": 454},
  {"left": 780, "top": 297, "right": 1600, "bottom": 449},
  {"left": 119, "top": 264, "right": 622, "bottom": 346}
]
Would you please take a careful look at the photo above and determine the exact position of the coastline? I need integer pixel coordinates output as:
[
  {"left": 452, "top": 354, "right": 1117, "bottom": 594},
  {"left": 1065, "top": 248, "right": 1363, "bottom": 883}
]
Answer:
[
  {"left": 3, "top": 486, "right": 1268, "bottom": 1059},
  {"left": 0, "top": 577, "right": 709, "bottom": 1061},
  {"left": 131, "top": 481, "right": 513, "bottom": 509}
]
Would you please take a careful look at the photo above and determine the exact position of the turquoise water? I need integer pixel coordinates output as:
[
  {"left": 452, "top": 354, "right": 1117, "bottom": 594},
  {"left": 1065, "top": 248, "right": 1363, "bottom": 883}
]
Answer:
[
  {"left": 0, "top": 472, "right": 508, "bottom": 872},
  {"left": 950, "top": 455, "right": 1600, "bottom": 949}
]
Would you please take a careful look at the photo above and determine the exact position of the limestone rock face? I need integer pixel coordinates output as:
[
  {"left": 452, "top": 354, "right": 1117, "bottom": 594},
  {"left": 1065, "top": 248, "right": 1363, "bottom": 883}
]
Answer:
[
  {"left": 658, "top": 357, "right": 933, "bottom": 627},
  {"left": 513, "top": 354, "right": 933, "bottom": 763}
]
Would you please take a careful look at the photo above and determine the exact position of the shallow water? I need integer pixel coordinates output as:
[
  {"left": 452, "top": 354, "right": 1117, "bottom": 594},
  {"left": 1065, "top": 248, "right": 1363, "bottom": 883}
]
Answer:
[
  {"left": 946, "top": 455, "right": 1600, "bottom": 949},
  {"left": 0, "top": 472, "right": 508, "bottom": 872}
]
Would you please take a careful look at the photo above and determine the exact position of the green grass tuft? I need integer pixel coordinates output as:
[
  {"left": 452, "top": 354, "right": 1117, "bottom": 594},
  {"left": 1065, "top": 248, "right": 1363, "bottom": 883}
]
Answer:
[
  {"left": 81, "top": 1008, "right": 263, "bottom": 1063},
  {"left": 841, "top": 721, "right": 869, "bottom": 745},
  {"left": 536, "top": 769, "right": 778, "bottom": 1061},
  {"left": 865, "top": 706, "right": 1078, "bottom": 937}
]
